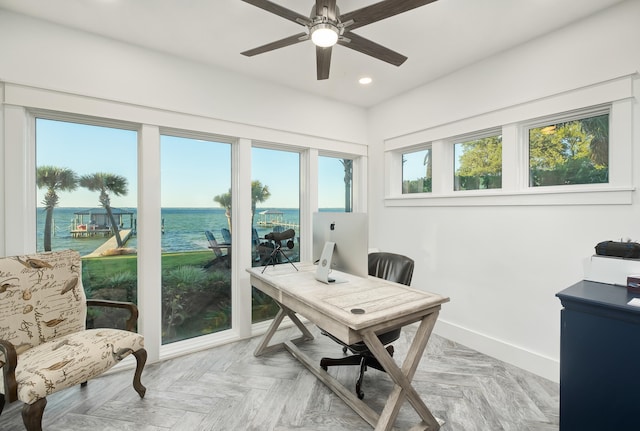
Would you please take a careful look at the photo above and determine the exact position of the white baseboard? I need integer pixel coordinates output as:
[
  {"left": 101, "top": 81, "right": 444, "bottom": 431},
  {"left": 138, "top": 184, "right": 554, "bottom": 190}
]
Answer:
[{"left": 434, "top": 320, "right": 559, "bottom": 383}]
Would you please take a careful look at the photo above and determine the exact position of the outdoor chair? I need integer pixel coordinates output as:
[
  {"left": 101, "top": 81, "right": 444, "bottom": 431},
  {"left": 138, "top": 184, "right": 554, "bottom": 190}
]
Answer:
[
  {"left": 221, "top": 227, "right": 232, "bottom": 244},
  {"left": 204, "top": 230, "right": 231, "bottom": 268},
  {"left": 320, "top": 252, "right": 414, "bottom": 399},
  {"left": 0, "top": 249, "right": 146, "bottom": 431}
]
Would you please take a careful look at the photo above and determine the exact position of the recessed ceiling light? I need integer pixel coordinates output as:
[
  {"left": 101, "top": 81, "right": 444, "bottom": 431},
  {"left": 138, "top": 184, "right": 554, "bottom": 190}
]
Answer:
[{"left": 358, "top": 77, "right": 372, "bottom": 85}]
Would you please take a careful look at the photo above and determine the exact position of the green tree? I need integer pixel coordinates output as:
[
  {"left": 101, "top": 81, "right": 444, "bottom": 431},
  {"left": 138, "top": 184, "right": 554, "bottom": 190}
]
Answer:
[
  {"left": 582, "top": 114, "right": 609, "bottom": 167},
  {"left": 456, "top": 136, "right": 502, "bottom": 190},
  {"left": 457, "top": 136, "right": 502, "bottom": 176},
  {"left": 213, "top": 180, "right": 271, "bottom": 230},
  {"left": 79, "top": 172, "right": 129, "bottom": 248},
  {"left": 36, "top": 166, "right": 78, "bottom": 251},
  {"left": 529, "top": 117, "right": 607, "bottom": 186},
  {"left": 251, "top": 180, "right": 271, "bottom": 228}
]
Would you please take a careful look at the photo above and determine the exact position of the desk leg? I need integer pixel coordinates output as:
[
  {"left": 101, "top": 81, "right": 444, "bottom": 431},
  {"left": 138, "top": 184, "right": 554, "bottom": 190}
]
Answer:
[
  {"left": 362, "top": 310, "right": 441, "bottom": 431},
  {"left": 254, "top": 304, "right": 314, "bottom": 357}
]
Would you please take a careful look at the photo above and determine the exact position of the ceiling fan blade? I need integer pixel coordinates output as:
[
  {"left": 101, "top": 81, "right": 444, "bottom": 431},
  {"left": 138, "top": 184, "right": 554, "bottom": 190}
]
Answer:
[
  {"left": 338, "top": 32, "right": 407, "bottom": 66},
  {"left": 241, "top": 0, "right": 310, "bottom": 26},
  {"left": 316, "top": 46, "right": 332, "bottom": 80},
  {"left": 315, "top": 0, "right": 338, "bottom": 19},
  {"left": 340, "top": 0, "right": 438, "bottom": 31},
  {"left": 241, "top": 33, "right": 309, "bottom": 57}
]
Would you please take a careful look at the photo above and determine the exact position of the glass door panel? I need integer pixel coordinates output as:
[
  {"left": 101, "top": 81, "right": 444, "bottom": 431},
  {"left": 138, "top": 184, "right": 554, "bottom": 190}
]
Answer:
[
  {"left": 36, "top": 118, "right": 138, "bottom": 329},
  {"left": 251, "top": 147, "right": 300, "bottom": 323},
  {"left": 160, "top": 134, "right": 231, "bottom": 344}
]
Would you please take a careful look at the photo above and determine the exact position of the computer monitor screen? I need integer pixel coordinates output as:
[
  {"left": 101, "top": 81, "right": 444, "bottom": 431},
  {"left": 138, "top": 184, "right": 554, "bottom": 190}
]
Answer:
[{"left": 312, "top": 212, "right": 368, "bottom": 278}]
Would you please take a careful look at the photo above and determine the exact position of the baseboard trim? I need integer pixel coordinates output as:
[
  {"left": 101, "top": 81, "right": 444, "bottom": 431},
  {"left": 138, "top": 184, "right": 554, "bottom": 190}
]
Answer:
[{"left": 434, "top": 320, "right": 559, "bottom": 383}]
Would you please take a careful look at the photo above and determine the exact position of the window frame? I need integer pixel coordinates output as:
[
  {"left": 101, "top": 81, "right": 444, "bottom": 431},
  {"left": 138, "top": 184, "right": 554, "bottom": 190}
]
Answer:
[
  {"left": 1, "top": 81, "right": 368, "bottom": 368},
  {"left": 450, "top": 129, "right": 503, "bottom": 192},
  {"left": 384, "top": 75, "right": 635, "bottom": 207}
]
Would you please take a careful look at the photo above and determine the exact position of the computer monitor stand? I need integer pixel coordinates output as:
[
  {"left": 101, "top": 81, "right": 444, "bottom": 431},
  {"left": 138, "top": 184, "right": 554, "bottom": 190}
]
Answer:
[{"left": 315, "top": 241, "right": 347, "bottom": 284}]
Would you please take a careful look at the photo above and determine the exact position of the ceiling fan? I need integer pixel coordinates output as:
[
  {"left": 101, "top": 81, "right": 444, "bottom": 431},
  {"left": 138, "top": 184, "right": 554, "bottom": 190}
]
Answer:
[{"left": 240, "top": 0, "right": 439, "bottom": 80}]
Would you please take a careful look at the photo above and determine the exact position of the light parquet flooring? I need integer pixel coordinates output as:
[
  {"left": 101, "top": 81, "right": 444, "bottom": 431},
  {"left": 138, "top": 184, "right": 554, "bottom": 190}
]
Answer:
[{"left": 0, "top": 324, "right": 559, "bottom": 431}]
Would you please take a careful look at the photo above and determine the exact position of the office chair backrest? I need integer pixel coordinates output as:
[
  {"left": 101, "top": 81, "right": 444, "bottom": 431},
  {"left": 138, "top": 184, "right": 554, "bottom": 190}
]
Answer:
[{"left": 368, "top": 252, "right": 414, "bottom": 286}]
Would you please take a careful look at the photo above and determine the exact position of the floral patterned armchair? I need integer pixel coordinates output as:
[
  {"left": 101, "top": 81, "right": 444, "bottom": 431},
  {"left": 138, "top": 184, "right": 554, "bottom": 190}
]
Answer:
[{"left": 0, "top": 249, "right": 146, "bottom": 431}]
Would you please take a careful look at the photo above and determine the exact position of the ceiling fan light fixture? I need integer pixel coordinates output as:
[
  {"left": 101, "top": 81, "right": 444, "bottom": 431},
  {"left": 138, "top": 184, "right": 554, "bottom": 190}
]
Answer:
[{"left": 310, "top": 23, "right": 339, "bottom": 48}]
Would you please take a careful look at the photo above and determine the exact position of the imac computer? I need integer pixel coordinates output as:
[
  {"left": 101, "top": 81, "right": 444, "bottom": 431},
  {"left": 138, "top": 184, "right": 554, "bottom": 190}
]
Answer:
[{"left": 312, "top": 212, "right": 368, "bottom": 283}]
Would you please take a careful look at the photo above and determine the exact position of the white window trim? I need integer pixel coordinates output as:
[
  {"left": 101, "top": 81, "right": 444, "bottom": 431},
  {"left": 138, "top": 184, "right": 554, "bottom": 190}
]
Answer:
[
  {"left": 1, "top": 81, "right": 368, "bottom": 367},
  {"left": 384, "top": 74, "right": 636, "bottom": 207}
]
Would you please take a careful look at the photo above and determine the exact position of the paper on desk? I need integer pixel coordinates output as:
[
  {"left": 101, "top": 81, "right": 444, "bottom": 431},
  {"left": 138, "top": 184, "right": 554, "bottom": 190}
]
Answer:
[{"left": 627, "top": 297, "right": 640, "bottom": 307}]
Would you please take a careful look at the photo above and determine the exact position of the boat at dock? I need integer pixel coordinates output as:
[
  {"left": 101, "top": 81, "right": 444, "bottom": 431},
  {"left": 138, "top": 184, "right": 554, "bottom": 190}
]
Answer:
[
  {"left": 256, "top": 209, "right": 299, "bottom": 230},
  {"left": 70, "top": 207, "right": 136, "bottom": 238}
]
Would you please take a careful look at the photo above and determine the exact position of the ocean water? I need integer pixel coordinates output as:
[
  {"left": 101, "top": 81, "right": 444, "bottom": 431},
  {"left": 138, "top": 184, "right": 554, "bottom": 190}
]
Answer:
[{"left": 36, "top": 207, "right": 302, "bottom": 256}]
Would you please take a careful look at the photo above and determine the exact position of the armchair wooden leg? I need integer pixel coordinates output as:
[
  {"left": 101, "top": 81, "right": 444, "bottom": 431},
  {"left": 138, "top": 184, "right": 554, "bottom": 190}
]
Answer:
[
  {"left": 22, "top": 398, "right": 46, "bottom": 431},
  {"left": 0, "top": 393, "right": 5, "bottom": 416},
  {"left": 132, "top": 348, "right": 147, "bottom": 398}
]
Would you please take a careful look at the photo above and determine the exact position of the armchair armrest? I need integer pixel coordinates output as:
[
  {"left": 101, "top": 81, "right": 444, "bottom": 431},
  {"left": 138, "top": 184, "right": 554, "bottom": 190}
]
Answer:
[
  {"left": 86, "top": 299, "right": 139, "bottom": 332},
  {"left": 0, "top": 339, "right": 18, "bottom": 403}
]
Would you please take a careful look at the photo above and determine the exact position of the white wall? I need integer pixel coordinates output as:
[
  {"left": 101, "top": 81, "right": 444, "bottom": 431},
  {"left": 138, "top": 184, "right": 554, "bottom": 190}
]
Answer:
[
  {"left": 368, "top": 0, "right": 640, "bottom": 382},
  {"left": 0, "top": 10, "right": 366, "bottom": 145}
]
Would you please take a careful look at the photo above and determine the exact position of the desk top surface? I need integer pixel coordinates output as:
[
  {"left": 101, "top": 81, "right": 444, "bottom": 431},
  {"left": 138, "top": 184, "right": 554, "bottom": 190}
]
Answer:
[{"left": 248, "top": 262, "right": 449, "bottom": 332}]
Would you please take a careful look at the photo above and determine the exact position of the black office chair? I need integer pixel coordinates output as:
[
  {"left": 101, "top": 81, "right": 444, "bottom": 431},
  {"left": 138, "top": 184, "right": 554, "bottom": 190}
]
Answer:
[{"left": 320, "top": 252, "right": 415, "bottom": 399}]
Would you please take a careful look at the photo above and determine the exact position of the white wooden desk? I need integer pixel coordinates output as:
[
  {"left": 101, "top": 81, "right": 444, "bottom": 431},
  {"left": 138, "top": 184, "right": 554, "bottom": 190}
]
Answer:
[{"left": 248, "top": 262, "right": 449, "bottom": 431}]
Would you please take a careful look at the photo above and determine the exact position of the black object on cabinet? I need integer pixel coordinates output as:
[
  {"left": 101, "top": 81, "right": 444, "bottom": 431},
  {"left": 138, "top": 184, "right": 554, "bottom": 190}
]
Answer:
[{"left": 556, "top": 281, "right": 640, "bottom": 431}]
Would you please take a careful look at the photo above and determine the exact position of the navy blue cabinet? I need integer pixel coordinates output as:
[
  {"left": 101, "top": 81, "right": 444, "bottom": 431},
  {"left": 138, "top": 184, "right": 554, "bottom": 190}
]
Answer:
[{"left": 557, "top": 281, "right": 640, "bottom": 431}]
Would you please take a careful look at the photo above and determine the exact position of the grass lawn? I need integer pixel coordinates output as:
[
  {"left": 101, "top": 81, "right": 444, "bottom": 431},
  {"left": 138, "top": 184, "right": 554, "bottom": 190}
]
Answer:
[{"left": 82, "top": 250, "right": 214, "bottom": 279}]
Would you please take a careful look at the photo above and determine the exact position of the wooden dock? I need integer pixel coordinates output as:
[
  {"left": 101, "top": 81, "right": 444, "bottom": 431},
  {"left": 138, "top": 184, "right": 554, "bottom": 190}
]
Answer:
[
  {"left": 84, "top": 229, "right": 132, "bottom": 257},
  {"left": 256, "top": 221, "right": 299, "bottom": 229}
]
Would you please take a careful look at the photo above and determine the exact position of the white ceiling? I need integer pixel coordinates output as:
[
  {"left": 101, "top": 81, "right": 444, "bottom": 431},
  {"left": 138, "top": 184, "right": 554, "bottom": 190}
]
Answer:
[{"left": 0, "top": 0, "right": 626, "bottom": 107}]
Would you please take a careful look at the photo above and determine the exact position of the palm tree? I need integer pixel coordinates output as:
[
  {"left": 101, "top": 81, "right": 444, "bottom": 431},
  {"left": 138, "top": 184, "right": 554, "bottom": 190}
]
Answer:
[
  {"left": 213, "top": 189, "right": 232, "bottom": 231},
  {"left": 36, "top": 166, "right": 78, "bottom": 251},
  {"left": 79, "top": 172, "right": 129, "bottom": 248},
  {"left": 213, "top": 181, "right": 271, "bottom": 231},
  {"left": 251, "top": 180, "right": 271, "bottom": 228},
  {"left": 340, "top": 159, "right": 353, "bottom": 212}
]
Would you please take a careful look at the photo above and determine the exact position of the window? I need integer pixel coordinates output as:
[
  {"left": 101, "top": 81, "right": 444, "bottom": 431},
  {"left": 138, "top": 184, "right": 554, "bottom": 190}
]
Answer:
[
  {"left": 251, "top": 147, "right": 300, "bottom": 323},
  {"left": 384, "top": 75, "right": 633, "bottom": 207},
  {"left": 36, "top": 118, "right": 138, "bottom": 328},
  {"left": 402, "top": 148, "right": 432, "bottom": 194},
  {"left": 454, "top": 134, "right": 502, "bottom": 191},
  {"left": 319, "top": 155, "right": 353, "bottom": 211},
  {"left": 160, "top": 134, "right": 232, "bottom": 344},
  {"left": 529, "top": 113, "right": 609, "bottom": 187}
]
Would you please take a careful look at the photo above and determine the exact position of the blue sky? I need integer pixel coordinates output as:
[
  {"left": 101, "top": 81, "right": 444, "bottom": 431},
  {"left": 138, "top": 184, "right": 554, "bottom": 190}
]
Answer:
[
  {"left": 402, "top": 148, "right": 431, "bottom": 180},
  {"left": 36, "top": 118, "right": 349, "bottom": 209}
]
